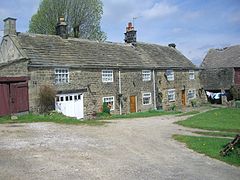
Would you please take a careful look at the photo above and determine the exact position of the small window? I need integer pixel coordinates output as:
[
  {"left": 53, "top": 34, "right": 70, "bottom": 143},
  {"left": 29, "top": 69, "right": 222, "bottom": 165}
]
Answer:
[
  {"left": 74, "top": 95, "right": 77, "bottom": 100},
  {"left": 78, "top": 94, "right": 81, "bottom": 100},
  {"left": 189, "top": 70, "right": 195, "bottom": 80},
  {"left": 188, "top": 89, "right": 196, "bottom": 99},
  {"left": 56, "top": 96, "right": 59, "bottom": 102},
  {"left": 66, "top": 96, "right": 69, "bottom": 101},
  {"left": 142, "top": 93, "right": 152, "bottom": 105},
  {"left": 55, "top": 68, "right": 69, "bottom": 84},
  {"left": 142, "top": 70, "right": 151, "bottom": 81},
  {"left": 168, "top": 89, "right": 175, "bottom": 102},
  {"left": 166, "top": 70, "right": 174, "bottom": 81},
  {"left": 102, "top": 96, "right": 115, "bottom": 110},
  {"left": 60, "top": 97, "right": 64, "bottom": 101},
  {"left": 102, "top": 70, "right": 113, "bottom": 82},
  {"left": 69, "top": 96, "right": 73, "bottom": 101}
]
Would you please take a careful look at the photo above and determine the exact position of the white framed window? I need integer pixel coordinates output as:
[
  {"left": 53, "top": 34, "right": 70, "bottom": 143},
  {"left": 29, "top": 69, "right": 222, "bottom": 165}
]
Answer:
[
  {"left": 189, "top": 70, "right": 195, "bottom": 80},
  {"left": 55, "top": 68, "right": 69, "bottom": 84},
  {"left": 142, "top": 92, "right": 152, "bottom": 105},
  {"left": 188, "top": 89, "right": 196, "bottom": 99},
  {"left": 168, "top": 89, "right": 175, "bottom": 102},
  {"left": 102, "top": 96, "right": 115, "bottom": 110},
  {"left": 142, "top": 70, "right": 151, "bottom": 81},
  {"left": 166, "top": 69, "right": 174, "bottom": 81},
  {"left": 102, "top": 70, "right": 113, "bottom": 82}
]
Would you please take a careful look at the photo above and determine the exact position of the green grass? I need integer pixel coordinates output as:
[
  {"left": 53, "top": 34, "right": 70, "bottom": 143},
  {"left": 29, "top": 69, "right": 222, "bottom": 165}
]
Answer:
[
  {"left": 176, "top": 108, "right": 240, "bottom": 132},
  {"left": 0, "top": 112, "right": 106, "bottom": 126},
  {"left": 97, "top": 110, "right": 181, "bottom": 120},
  {"left": 193, "top": 131, "right": 238, "bottom": 138},
  {"left": 173, "top": 135, "right": 240, "bottom": 166},
  {"left": 177, "top": 110, "right": 200, "bottom": 117}
]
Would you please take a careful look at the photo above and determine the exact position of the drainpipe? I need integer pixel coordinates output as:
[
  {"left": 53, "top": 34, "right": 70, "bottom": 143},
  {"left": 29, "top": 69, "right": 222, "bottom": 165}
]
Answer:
[
  {"left": 153, "top": 69, "right": 157, "bottom": 110},
  {"left": 119, "top": 70, "right": 122, "bottom": 115}
]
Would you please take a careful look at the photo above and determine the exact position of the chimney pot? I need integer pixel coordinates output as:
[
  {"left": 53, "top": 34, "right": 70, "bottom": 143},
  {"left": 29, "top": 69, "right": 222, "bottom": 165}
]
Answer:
[
  {"left": 168, "top": 43, "right": 176, "bottom": 48},
  {"left": 3, "top": 17, "right": 17, "bottom": 36}
]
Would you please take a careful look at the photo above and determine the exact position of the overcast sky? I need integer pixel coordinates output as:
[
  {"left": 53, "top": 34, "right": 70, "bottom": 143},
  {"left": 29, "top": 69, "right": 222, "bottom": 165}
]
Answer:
[{"left": 0, "top": 0, "right": 240, "bottom": 66}]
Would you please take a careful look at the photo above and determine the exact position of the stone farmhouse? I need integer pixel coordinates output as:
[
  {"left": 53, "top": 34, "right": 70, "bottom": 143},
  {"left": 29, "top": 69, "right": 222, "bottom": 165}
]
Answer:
[
  {"left": 0, "top": 17, "right": 202, "bottom": 119},
  {"left": 200, "top": 45, "right": 240, "bottom": 104}
]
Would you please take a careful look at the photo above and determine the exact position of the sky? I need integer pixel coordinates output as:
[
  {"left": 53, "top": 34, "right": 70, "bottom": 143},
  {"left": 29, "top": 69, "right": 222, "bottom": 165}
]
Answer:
[{"left": 0, "top": 0, "right": 240, "bottom": 66}]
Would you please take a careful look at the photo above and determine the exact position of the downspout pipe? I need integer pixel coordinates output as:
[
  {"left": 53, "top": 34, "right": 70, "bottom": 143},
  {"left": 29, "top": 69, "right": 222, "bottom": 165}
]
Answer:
[
  {"left": 153, "top": 69, "right": 157, "bottom": 110},
  {"left": 119, "top": 69, "right": 122, "bottom": 115}
]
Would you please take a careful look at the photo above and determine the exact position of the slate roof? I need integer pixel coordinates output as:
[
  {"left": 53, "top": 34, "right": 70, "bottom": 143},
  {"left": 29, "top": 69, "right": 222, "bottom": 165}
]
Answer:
[
  {"left": 201, "top": 45, "right": 240, "bottom": 69},
  {"left": 10, "top": 33, "right": 196, "bottom": 69}
]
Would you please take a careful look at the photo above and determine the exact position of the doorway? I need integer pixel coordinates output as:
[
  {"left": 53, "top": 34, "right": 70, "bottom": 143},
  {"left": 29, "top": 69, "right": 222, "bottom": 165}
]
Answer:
[{"left": 130, "top": 96, "right": 136, "bottom": 113}]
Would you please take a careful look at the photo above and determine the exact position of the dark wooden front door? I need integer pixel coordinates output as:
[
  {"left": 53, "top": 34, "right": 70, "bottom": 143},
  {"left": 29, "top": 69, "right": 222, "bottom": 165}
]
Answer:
[
  {"left": 130, "top": 96, "right": 136, "bottom": 113},
  {"left": 181, "top": 90, "right": 186, "bottom": 107},
  {"left": 0, "top": 84, "right": 10, "bottom": 116},
  {"left": 10, "top": 82, "right": 29, "bottom": 114}
]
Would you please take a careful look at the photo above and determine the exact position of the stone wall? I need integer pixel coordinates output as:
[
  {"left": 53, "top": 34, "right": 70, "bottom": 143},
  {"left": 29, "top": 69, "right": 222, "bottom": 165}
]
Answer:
[{"left": 0, "top": 60, "right": 28, "bottom": 76}]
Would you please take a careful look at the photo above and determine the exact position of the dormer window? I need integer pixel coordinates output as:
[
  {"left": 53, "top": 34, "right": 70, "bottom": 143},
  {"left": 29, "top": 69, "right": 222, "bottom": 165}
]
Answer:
[
  {"left": 166, "top": 69, "right": 174, "bottom": 81},
  {"left": 142, "top": 70, "right": 151, "bottom": 81},
  {"left": 55, "top": 68, "right": 69, "bottom": 84},
  {"left": 189, "top": 70, "right": 195, "bottom": 80},
  {"left": 102, "top": 70, "right": 113, "bottom": 82}
]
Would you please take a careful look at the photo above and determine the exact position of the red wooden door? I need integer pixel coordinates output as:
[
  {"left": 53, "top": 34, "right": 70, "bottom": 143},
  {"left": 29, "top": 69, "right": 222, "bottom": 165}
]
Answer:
[
  {"left": 10, "top": 82, "right": 29, "bottom": 113},
  {"left": 0, "top": 84, "right": 10, "bottom": 116}
]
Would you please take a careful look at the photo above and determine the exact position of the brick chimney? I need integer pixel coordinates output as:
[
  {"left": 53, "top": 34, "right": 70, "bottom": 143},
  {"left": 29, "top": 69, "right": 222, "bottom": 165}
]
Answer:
[
  {"left": 124, "top": 22, "right": 137, "bottom": 45},
  {"left": 56, "top": 17, "right": 68, "bottom": 39},
  {"left": 3, "top": 17, "right": 17, "bottom": 36}
]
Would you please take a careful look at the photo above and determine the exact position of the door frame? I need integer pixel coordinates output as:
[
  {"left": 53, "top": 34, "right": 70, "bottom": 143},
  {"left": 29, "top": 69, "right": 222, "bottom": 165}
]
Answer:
[{"left": 181, "top": 90, "right": 186, "bottom": 107}]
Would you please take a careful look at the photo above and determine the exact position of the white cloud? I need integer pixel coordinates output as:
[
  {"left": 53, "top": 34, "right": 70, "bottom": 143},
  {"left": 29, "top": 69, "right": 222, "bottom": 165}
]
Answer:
[{"left": 141, "top": 2, "right": 178, "bottom": 20}]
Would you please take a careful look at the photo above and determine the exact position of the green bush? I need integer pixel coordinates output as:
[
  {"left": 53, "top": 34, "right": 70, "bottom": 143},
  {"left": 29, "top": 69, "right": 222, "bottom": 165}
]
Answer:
[
  {"left": 190, "top": 99, "right": 198, "bottom": 107},
  {"left": 38, "top": 85, "right": 56, "bottom": 113},
  {"left": 102, "top": 102, "right": 110, "bottom": 114}
]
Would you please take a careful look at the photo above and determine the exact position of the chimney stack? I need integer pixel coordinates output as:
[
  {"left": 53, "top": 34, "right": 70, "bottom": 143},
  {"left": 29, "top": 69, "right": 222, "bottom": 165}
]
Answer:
[
  {"left": 56, "top": 17, "right": 68, "bottom": 39},
  {"left": 3, "top": 17, "right": 17, "bottom": 36},
  {"left": 124, "top": 22, "right": 137, "bottom": 45}
]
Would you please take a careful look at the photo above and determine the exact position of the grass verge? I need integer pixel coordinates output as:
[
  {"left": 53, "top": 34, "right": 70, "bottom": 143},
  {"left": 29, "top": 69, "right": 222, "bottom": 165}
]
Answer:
[
  {"left": 173, "top": 135, "right": 240, "bottom": 167},
  {"left": 0, "top": 112, "right": 106, "bottom": 126},
  {"left": 176, "top": 108, "right": 240, "bottom": 132},
  {"left": 193, "top": 131, "right": 238, "bottom": 138},
  {"left": 177, "top": 110, "right": 200, "bottom": 117},
  {"left": 97, "top": 110, "right": 181, "bottom": 120}
]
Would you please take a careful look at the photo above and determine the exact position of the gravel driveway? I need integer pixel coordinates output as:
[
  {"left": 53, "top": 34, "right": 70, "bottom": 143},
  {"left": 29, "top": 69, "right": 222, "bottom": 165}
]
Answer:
[{"left": 0, "top": 115, "right": 239, "bottom": 180}]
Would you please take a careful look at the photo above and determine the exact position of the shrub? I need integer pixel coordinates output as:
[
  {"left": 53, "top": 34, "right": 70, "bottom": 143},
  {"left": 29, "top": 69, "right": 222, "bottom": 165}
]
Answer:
[
  {"left": 38, "top": 85, "right": 56, "bottom": 113},
  {"left": 190, "top": 99, "right": 198, "bottom": 107},
  {"left": 102, "top": 102, "right": 110, "bottom": 114}
]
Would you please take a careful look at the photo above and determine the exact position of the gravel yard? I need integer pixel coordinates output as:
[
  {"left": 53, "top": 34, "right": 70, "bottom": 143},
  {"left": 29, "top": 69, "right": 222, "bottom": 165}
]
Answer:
[{"left": 0, "top": 115, "right": 239, "bottom": 180}]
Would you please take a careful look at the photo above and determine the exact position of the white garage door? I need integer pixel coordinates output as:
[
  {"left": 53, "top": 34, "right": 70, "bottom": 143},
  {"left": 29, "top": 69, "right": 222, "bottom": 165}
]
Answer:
[{"left": 55, "top": 93, "right": 84, "bottom": 119}]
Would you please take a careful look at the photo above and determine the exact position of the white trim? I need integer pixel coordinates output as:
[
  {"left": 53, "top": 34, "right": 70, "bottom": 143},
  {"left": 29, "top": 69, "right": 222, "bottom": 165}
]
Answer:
[
  {"left": 102, "top": 96, "right": 115, "bottom": 110},
  {"left": 102, "top": 70, "right": 113, "bottom": 82},
  {"left": 189, "top": 70, "right": 195, "bottom": 80},
  {"left": 187, "top": 89, "right": 196, "bottom": 99},
  {"left": 142, "top": 92, "right": 152, "bottom": 105},
  {"left": 142, "top": 70, "right": 151, "bottom": 81},
  {"left": 166, "top": 69, "right": 174, "bottom": 81},
  {"left": 168, "top": 89, "right": 176, "bottom": 102},
  {"left": 54, "top": 68, "right": 69, "bottom": 84}
]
